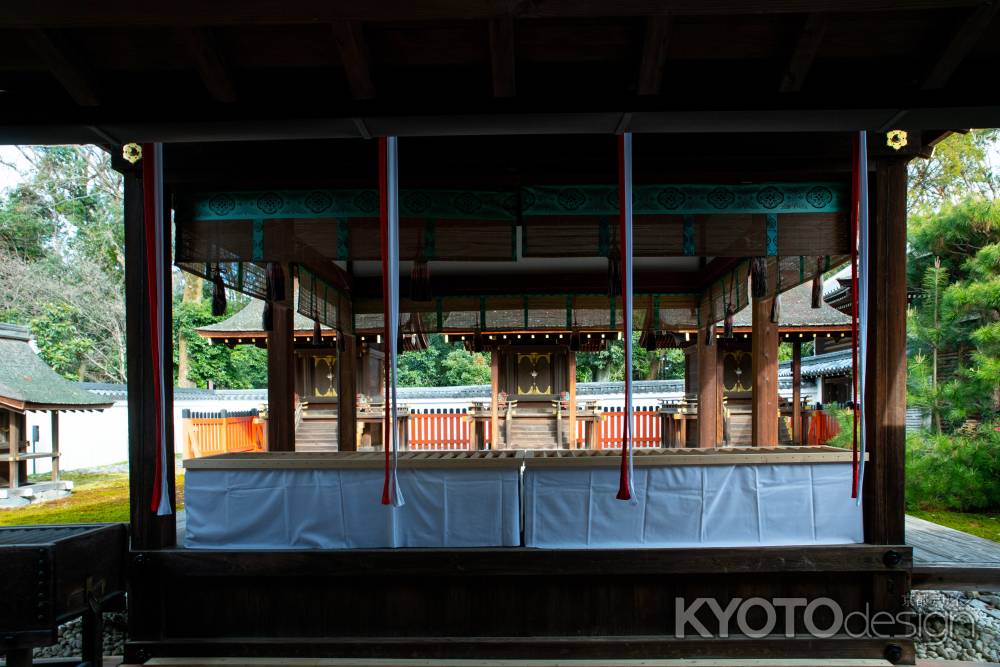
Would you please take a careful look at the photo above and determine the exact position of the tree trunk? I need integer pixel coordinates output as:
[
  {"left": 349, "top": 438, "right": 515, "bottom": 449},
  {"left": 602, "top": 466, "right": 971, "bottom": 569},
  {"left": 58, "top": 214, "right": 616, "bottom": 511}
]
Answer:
[{"left": 177, "top": 275, "right": 203, "bottom": 388}]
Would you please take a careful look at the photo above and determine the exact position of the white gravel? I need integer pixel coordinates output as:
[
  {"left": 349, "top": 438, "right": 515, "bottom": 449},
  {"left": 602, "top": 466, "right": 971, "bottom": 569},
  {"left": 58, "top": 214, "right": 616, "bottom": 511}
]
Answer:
[
  {"left": 31, "top": 612, "right": 126, "bottom": 659},
  {"left": 912, "top": 590, "right": 1000, "bottom": 662}
]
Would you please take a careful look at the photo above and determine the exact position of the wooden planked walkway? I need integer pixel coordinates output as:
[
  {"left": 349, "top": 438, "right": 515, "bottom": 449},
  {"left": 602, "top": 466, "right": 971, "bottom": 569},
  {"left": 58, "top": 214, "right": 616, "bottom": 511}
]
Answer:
[{"left": 908, "top": 515, "right": 1000, "bottom": 590}]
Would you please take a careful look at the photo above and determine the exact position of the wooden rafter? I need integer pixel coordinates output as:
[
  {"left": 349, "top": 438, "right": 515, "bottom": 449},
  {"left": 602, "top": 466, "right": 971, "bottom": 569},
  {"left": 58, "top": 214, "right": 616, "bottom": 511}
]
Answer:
[
  {"left": 489, "top": 16, "right": 516, "bottom": 98},
  {"left": 21, "top": 29, "right": 99, "bottom": 106},
  {"left": 779, "top": 12, "right": 827, "bottom": 93},
  {"left": 922, "top": 1, "right": 1000, "bottom": 89},
  {"left": 176, "top": 27, "right": 237, "bottom": 104},
  {"left": 637, "top": 15, "right": 671, "bottom": 96},
  {"left": 0, "top": 0, "right": 985, "bottom": 26},
  {"left": 331, "top": 21, "right": 375, "bottom": 100}
]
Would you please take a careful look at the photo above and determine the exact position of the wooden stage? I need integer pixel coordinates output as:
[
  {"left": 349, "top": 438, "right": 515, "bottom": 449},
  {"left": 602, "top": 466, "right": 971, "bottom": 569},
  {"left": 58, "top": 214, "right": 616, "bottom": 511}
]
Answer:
[{"left": 907, "top": 515, "right": 1000, "bottom": 591}]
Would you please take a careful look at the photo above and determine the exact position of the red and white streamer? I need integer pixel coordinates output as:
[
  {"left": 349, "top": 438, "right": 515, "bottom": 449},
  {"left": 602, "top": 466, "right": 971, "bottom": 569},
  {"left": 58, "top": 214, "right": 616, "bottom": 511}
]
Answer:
[
  {"left": 379, "top": 136, "right": 405, "bottom": 508},
  {"left": 616, "top": 133, "right": 637, "bottom": 504},
  {"left": 855, "top": 130, "right": 869, "bottom": 505},
  {"left": 142, "top": 143, "right": 172, "bottom": 516}
]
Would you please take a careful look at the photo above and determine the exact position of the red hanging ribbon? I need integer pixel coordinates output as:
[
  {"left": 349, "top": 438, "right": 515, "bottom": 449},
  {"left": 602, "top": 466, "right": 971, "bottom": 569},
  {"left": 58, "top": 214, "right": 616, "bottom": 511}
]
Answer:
[
  {"left": 378, "top": 137, "right": 393, "bottom": 505},
  {"left": 850, "top": 135, "right": 861, "bottom": 498},
  {"left": 142, "top": 144, "right": 164, "bottom": 513},
  {"left": 616, "top": 134, "right": 632, "bottom": 501}
]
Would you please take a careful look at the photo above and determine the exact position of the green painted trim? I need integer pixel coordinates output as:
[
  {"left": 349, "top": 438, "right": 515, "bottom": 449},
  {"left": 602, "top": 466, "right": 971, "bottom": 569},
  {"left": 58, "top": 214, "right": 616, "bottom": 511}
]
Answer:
[
  {"left": 682, "top": 215, "right": 696, "bottom": 256},
  {"left": 251, "top": 219, "right": 264, "bottom": 261},
  {"left": 765, "top": 214, "right": 778, "bottom": 256},
  {"left": 423, "top": 219, "right": 437, "bottom": 260},
  {"left": 336, "top": 219, "right": 349, "bottom": 260},
  {"left": 566, "top": 296, "right": 573, "bottom": 329},
  {"left": 181, "top": 189, "right": 517, "bottom": 221},
  {"left": 479, "top": 296, "right": 487, "bottom": 330},
  {"left": 522, "top": 183, "right": 846, "bottom": 215}
]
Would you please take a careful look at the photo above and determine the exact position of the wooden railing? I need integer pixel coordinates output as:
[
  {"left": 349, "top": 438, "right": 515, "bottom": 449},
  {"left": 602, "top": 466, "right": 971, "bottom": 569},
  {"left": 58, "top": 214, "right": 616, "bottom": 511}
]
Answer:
[
  {"left": 805, "top": 409, "right": 841, "bottom": 446},
  {"left": 182, "top": 409, "right": 266, "bottom": 459},
  {"left": 407, "top": 409, "right": 472, "bottom": 450},
  {"left": 597, "top": 406, "right": 661, "bottom": 449}
]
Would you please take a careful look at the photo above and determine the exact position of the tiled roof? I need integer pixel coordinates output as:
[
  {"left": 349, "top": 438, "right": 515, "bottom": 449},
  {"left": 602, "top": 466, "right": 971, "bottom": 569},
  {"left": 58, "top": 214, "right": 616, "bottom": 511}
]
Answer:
[
  {"left": 732, "top": 281, "right": 851, "bottom": 328},
  {"left": 779, "top": 348, "right": 853, "bottom": 379},
  {"left": 0, "top": 324, "right": 114, "bottom": 410},
  {"left": 197, "top": 298, "right": 328, "bottom": 335}
]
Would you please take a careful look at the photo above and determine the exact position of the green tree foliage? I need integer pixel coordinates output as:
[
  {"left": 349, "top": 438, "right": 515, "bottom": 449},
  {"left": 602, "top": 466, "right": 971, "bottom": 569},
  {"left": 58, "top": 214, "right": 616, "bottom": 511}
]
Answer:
[
  {"left": 908, "top": 129, "right": 999, "bottom": 213},
  {"left": 172, "top": 299, "right": 268, "bottom": 389},
  {"left": 907, "top": 199, "right": 1000, "bottom": 425},
  {"left": 576, "top": 333, "right": 684, "bottom": 382},
  {"left": 397, "top": 335, "right": 491, "bottom": 387}
]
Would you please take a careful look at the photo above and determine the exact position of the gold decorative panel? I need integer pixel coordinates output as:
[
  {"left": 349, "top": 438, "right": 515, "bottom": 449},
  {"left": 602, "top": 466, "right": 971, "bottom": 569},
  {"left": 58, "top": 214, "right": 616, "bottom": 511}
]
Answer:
[
  {"left": 312, "top": 355, "right": 337, "bottom": 397},
  {"left": 722, "top": 350, "right": 752, "bottom": 393},
  {"left": 516, "top": 352, "right": 552, "bottom": 396}
]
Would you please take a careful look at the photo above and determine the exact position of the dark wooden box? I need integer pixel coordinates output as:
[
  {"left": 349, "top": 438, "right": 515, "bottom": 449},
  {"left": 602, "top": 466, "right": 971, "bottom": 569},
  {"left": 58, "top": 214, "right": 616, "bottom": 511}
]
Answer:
[{"left": 0, "top": 524, "right": 127, "bottom": 651}]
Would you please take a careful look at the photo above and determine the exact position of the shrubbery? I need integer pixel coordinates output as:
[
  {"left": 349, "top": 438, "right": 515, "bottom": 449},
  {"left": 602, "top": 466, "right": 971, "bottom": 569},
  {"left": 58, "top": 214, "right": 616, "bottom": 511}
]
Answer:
[{"left": 905, "top": 423, "right": 1000, "bottom": 512}]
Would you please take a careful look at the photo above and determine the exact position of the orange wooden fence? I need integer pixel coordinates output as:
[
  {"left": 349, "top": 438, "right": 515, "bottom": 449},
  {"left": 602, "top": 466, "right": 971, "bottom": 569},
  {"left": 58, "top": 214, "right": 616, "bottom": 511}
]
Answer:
[
  {"left": 407, "top": 409, "right": 472, "bottom": 450},
  {"left": 597, "top": 406, "right": 661, "bottom": 449},
  {"left": 182, "top": 409, "right": 266, "bottom": 459},
  {"left": 805, "top": 409, "right": 841, "bottom": 446}
]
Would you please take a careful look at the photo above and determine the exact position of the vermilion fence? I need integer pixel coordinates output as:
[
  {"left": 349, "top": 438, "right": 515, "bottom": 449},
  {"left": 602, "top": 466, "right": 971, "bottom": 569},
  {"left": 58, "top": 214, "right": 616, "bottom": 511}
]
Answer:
[
  {"left": 407, "top": 409, "right": 471, "bottom": 450},
  {"left": 597, "top": 406, "right": 661, "bottom": 449},
  {"left": 182, "top": 409, "right": 266, "bottom": 459},
  {"left": 806, "top": 410, "right": 841, "bottom": 445}
]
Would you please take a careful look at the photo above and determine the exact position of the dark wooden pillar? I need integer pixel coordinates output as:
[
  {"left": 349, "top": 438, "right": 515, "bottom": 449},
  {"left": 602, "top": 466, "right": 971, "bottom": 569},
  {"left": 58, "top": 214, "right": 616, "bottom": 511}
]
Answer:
[
  {"left": 864, "top": 158, "right": 908, "bottom": 545},
  {"left": 567, "top": 351, "right": 577, "bottom": 449},
  {"left": 751, "top": 295, "right": 779, "bottom": 447},
  {"left": 792, "top": 340, "right": 802, "bottom": 445},
  {"left": 50, "top": 410, "right": 60, "bottom": 481},
  {"left": 7, "top": 411, "right": 23, "bottom": 489},
  {"left": 267, "top": 292, "right": 296, "bottom": 452},
  {"left": 124, "top": 167, "right": 175, "bottom": 550},
  {"left": 490, "top": 350, "right": 500, "bottom": 449},
  {"left": 697, "top": 327, "right": 718, "bottom": 448},
  {"left": 337, "top": 333, "right": 357, "bottom": 451}
]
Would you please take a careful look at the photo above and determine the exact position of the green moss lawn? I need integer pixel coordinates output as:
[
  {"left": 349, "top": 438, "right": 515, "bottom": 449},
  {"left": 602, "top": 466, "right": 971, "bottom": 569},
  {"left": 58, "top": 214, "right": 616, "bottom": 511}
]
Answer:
[
  {"left": 909, "top": 509, "right": 1000, "bottom": 543},
  {"left": 0, "top": 471, "right": 184, "bottom": 526}
]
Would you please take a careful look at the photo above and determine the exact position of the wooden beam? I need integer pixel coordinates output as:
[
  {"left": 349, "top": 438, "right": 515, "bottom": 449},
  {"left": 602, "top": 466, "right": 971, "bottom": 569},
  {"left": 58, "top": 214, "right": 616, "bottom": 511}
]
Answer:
[
  {"left": 175, "top": 27, "right": 237, "bottom": 103},
  {"left": 50, "top": 410, "right": 60, "bottom": 482},
  {"left": 863, "top": 159, "right": 908, "bottom": 545},
  {"left": 331, "top": 21, "right": 375, "bottom": 100},
  {"left": 567, "top": 351, "right": 576, "bottom": 448},
  {"left": 124, "top": 168, "right": 175, "bottom": 549},
  {"left": 637, "top": 15, "right": 671, "bottom": 96},
  {"left": 792, "top": 339, "right": 802, "bottom": 444},
  {"left": 696, "top": 326, "right": 718, "bottom": 448},
  {"left": 489, "top": 16, "right": 516, "bottom": 98},
  {"left": 338, "top": 334, "right": 358, "bottom": 451},
  {"left": 779, "top": 12, "right": 827, "bottom": 93},
  {"left": 751, "top": 295, "right": 779, "bottom": 447},
  {"left": 337, "top": 280, "right": 356, "bottom": 452},
  {"left": 21, "top": 28, "right": 99, "bottom": 106},
  {"left": 490, "top": 350, "right": 500, "bottom": 449},
  {"left": 1, "top": 1, "right": 983, "bottom": 27},
  {"left": 267, "top": 268, "right": 296, "bottom": 452},
  {"left": 922, "top": 1, "right": 1000, "bottom": 90}
]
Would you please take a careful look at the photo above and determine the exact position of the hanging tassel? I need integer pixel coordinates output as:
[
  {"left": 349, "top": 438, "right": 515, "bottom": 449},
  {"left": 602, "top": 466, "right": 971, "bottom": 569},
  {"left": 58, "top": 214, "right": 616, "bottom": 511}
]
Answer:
[
  {"left": 262, "top": 301, "right": 273, "bottom": 332},
  {"left": 770, "top": 292, "right": 781, "bottom": 324},
  {"left": 705, "top": 323, "right": 715, "bottom": 345},
  {"left": 266, "top": 262, "right": 285, "bottom": 302},
  {"left": 410, "top": 257, "right": 431, "bottom": 302},
  {"left": 811, "top": 257, "right": 824, "bottom": 308},
  {"left": 750, "top": 256, "right": 768, "bottom": 299},
  {"left": 723, "top": 304, "right": 735, "bottom": 338},
  {"left": 312, "top": 319, "right": 322, "bottom": 346},
  {"left": 211, "top": 266, "right": 227, "bottom": 317},
  {"left": 607, "top": 241, "right": 621, "bottom": 298}
]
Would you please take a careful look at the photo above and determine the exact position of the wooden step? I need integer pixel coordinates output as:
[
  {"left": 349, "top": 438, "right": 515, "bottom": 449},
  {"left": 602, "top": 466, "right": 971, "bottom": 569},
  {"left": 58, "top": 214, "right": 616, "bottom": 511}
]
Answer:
[{"left": 144, "top": 658, "right": 894, "bottom": 667}]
